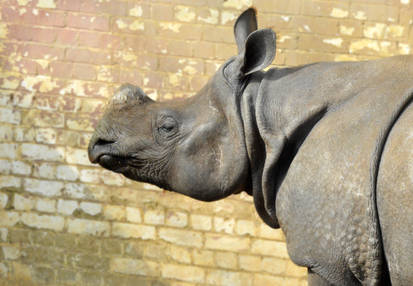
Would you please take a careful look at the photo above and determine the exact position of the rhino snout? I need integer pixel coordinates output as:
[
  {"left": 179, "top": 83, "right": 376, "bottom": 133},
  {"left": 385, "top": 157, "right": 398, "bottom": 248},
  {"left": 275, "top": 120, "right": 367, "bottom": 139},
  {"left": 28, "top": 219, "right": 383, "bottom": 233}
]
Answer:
[{"left": 88, "top": 136, "right": 116, "bottom": 163}]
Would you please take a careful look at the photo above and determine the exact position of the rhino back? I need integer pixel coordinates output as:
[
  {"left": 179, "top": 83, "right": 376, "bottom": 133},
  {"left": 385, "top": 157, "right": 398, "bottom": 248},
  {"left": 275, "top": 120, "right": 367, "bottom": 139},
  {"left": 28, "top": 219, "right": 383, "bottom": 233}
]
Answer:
[{"left": 259, "top": 55, "right": 413, "bottom": 284}]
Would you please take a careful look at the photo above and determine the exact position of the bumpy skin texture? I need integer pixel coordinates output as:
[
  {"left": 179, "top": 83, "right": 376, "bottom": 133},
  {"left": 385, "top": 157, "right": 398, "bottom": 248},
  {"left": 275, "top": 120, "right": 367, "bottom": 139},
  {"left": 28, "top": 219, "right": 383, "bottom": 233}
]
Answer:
[{"left": 88, "top": 8, "right": 413, "bottom": 286}]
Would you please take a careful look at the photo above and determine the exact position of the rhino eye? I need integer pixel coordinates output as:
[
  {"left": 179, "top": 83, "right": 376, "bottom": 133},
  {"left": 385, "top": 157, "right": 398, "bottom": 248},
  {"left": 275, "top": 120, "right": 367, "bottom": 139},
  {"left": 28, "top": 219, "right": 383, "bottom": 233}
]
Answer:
[{"left": 157, "top": 117, "right": 177, "bottom": 137}]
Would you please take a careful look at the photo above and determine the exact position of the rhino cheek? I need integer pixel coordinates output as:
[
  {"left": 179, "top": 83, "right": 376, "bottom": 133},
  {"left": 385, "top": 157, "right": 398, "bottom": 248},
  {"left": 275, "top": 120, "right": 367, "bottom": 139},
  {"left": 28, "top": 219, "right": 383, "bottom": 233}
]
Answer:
[
  {"left": 168, "top": 157, "right": 226, "bottom": 201},
  {"left": 166, "top": 127, "right": 243, "bottom": 201}
]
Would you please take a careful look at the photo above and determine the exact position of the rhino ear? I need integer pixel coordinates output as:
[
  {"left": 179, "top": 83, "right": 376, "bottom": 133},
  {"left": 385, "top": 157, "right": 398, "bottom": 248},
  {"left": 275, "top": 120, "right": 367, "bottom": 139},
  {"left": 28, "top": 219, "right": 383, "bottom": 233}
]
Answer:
[
  {"left": 240, "top": 28, "right": 276, "bottom": 76},
  {"left": 234, "top": 8, "right": 257, "bottom": 53}
]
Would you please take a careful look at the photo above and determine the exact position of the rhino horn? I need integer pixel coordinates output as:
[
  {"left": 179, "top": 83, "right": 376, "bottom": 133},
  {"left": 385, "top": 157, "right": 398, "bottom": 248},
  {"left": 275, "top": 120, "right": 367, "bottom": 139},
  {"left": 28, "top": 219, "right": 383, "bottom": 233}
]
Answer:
[{"left": 111, "top": 83, "right": 154, "bottom": 105}]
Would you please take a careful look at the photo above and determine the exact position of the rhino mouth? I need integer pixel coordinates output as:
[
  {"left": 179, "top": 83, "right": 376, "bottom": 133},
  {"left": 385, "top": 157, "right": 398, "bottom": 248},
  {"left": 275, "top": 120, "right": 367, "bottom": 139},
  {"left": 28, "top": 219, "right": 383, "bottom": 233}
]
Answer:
[{"left": 95, "top": 154, "right": 128, "bottom": 173}]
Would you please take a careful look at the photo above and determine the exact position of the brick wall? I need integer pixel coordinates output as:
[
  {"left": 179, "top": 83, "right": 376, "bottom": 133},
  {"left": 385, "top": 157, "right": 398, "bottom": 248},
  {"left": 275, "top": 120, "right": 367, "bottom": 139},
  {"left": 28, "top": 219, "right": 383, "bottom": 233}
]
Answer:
[{"left": 0, "top": 0, "right": 412, "bottom": 285}]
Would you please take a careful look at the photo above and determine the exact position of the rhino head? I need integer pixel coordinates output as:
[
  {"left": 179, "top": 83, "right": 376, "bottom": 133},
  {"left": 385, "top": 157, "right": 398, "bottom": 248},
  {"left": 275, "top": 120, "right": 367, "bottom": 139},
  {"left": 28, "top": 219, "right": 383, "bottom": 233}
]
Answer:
[{"left": 88, "top": 8, "right": 278, "bottom": 226}]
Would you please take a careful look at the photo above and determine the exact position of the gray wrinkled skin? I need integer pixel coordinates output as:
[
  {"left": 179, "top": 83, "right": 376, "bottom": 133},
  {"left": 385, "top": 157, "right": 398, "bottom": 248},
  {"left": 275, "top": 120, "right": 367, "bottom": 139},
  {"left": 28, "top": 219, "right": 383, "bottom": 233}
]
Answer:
[{"left": 88, "top": 8, "right": 413, "bottom": 286}]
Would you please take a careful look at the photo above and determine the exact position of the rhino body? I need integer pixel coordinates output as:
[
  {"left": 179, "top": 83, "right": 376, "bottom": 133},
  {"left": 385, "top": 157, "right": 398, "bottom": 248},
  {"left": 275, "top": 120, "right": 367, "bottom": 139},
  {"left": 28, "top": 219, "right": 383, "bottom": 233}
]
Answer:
[{"left": 88, "top": 9, "right": 413, "bottom": 285}]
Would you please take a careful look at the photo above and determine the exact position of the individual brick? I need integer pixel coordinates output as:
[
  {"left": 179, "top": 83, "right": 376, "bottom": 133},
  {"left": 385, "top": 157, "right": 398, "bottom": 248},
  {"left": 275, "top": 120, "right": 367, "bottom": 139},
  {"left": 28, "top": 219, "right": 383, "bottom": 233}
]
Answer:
[
  {"left": 192, "top": 249, "right": 214, "bottom": 266},
  {"left": 57, "top": 199, "right": 78, "bottom": 215},
  {"left": 166, "top": 245, "right": 191, "bottom": 264},
  {"left": 67, "top": 218, "right": 110, "bottom": 236},
  {"left": 20, "top": 212, "right": 64, "bottom": 231},
  {"left": 0, "top": 193, "right": 8, "bottom": 209},
  {"left": 66, "top": 13, "right": 109, "bottom": 31},
  {"left": 0, "top": 228, "right": 7, "bottom": 242},
  {"left": 251, "top": 239, "right": 290, "bottom": 259},
  {"left": 165, "top": 210, "right": 188, "bottom": 228},
  {"left": 159, "top": 228, "right": 202, "bottom": 248},
  {"left": 79, "top": 201, "right": 102, "bottom": 216},
  {"left": 103, "top": 205, "right": 126, "bottom": 221},
  {"left": 350, "top": 3, "right": 398, "bottom": 22},
  {"left": 102, "top": 239, "right": 122, "bottom": 255},
  {"left": 285, "top": 259, "right": 308, "bottom": 278},
  {"left": 239, "top": 255, "right": 261, "bottom": 272},
  {"left": 63, "top": 183, "right": 86, "bottom": 199},
  {"left": 174, "top": 6, "right": 197, "bottom": 23},
  {"left": 126, "top": 207, "right": 141, "bottom": 223},
  {"left": 31, "top": 266, "right": 55, "bottom": 284},
  {"left": 79, "top": 169, "right": 101, "bottom": 183},
  {"left": 0, "top": 211, "right": 19, "bottom": 227},
  {"left": 214, "top": 217, "right": 235, "bottom": 234},
  {"left": 69, "top": 253, "right": 109, "bottom": 271},
  {"left": 215, "top": 251, "right": 237, "bottom": 269},
  {"left": 255, "top": 0, "right": 300, "bottom": 14},
  {"left": 0, "top": 143, "right": 17, "bottom": 159},
  {"left": 0, "top": 125, "right": 14, "bottom": 142},
  {"left": 161, "top": 264, "right": 205, "bottom": 283},
  {"left": 190, "top": 214, "right": 212, "bottom": 231},
  {"left": 13, "top": 194, "right": 35, "bottom": 211},
  {"left": 110, "top": 257, "right": 159, "bottom": 276},
  {"left": 2, "top": 245, "right": 20, "bottom": 260},
  {"left": 32, "top": 163, "right": 56, "bottom": 179},
  {"left": 21, "top": 143, "right": 65, "bottom": 162},
  {"left": 24, "top": 178, "right": 63, "bottom": 197},
  {"left": 144, "top": 208, "right": 165, "bottom": 225},
  {"left": 56, "top": 165, "right": 79, "bottom": 181},
  {"left": 35, "top": 128, "right": 57, "bottom": 144},
  {"left": 205, "top": 233, "right": 249, "bottom": 252},
  {"left": 112, "top": 223, "right": 155, "bottom": 239},
  {"left": 35, "top": 198, "right": 56, "bottom": 213},
  {"left": 261, "top": 257, "right": 287, "bottom": 275},
  {"left": 0, "top": 160, "right": 11, "bottom": 174},
  {"left": 258, "top": 224, "right": 286, "bottom": 241},
  {"left": 0, "top": 175, "right": 21, "bottom": 188},
  {"left": 11, "top": 161, "right": 31, "bottom": 175},
  {"left": 206, "top": 270, "right": 252, "bottom": 286},
  {"left": 101, "top": 170, "right": 124, "bottom": 186}
]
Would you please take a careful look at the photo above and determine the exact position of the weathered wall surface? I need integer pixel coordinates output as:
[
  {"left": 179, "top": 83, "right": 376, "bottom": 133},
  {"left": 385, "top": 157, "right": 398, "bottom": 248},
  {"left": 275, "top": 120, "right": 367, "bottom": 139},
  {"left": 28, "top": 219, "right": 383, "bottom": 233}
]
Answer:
[{"left": 0, "top": 0, "right": 412, "bottom": 285}]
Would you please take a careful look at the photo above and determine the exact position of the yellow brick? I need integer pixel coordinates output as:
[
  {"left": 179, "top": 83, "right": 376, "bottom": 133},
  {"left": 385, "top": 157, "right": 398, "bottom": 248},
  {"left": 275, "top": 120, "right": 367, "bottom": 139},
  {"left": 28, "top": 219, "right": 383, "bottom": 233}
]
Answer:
[
  {"left": 285, "top": 259, "right": 308, "bottom": 278},
  {"left": 112, "top": 222, "right": 155, "bottom": 239},
  {"left": 302, "top": 0, "right": 349, "bottom": 17},
  {"left": 254, "top": 274, "right": 285, "bottom": 286},
  {"left": 239, "top": 255, "right": 261, "bottom": 272},
  {"left": 21, "top": 212, "right": 64, "bottom": 231},
  {"left": 262, "top": 257, "right": 287, "bottom": 275},
  {"left": 215, "top": 251, "right": 237, "bottom": 269},
  {"left": 67, "top": 218, "right": 110, "bottom": 236},
  {"left": 159, "top": 228, "right": 202, "bottom": 248},
  {"left": 207, "top": 270, "right": 252, "bottom": 286},
  {"left": 103, "top": 205, "right": 126, "bottom": 221},
  {"left": 166, "top": 245, "right": 191, "bottom": 264},
  {"left": 350, "top": 3, "right": 398, "bottom": 22},
  {"left": 110, "top": 258, "right": 159, "bottom": 276},
  {"left": 193, "top": 249, "right": 214, "bottom": 266},
  {"left": 251, "top": 239, "right": 290, "bottom": 259},
  {"left": 162, "top": 264, "right": 205, "bottom": 283},
  {"left": 259, "top": 224, "right": 285, "bottom": 241},
  {"left": 205, "top": 233, "right": 250, "bottom": 252}
]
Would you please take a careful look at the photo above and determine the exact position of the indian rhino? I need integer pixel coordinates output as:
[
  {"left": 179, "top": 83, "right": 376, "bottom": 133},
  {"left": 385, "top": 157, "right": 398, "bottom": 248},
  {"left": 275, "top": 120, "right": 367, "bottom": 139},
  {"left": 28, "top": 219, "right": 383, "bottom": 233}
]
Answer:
[{"left": 88, "top": 8, "right": 413, "bottom": 286}]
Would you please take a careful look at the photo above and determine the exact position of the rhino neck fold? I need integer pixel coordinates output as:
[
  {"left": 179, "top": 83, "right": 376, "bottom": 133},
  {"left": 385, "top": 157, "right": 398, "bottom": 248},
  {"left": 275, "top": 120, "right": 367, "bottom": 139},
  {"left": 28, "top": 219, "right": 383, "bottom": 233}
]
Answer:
[
  {"left": 241, "top": 67, "right": 332, "bottom": 228},
  {"left": 239, "top": 71, "right": 280, "bottom": 228}
]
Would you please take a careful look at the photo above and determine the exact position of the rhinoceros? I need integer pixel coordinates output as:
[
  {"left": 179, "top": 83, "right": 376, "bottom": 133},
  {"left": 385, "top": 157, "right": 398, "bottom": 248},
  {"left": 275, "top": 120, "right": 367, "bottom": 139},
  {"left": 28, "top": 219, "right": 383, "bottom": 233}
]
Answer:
[{"left": 88, "top": 8, "right": 413, "bottom": 286}]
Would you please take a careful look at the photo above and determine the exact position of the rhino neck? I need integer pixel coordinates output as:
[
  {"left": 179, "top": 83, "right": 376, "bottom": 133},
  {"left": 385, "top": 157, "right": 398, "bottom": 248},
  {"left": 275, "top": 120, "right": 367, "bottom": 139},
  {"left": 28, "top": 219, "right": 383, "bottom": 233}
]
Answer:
[
  {"left": 241, "top": 66, "right": 330, "bottom": 228},
  {"left": 240, "top": 71, "right": 281, "bottom": 228}
]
